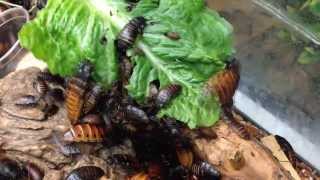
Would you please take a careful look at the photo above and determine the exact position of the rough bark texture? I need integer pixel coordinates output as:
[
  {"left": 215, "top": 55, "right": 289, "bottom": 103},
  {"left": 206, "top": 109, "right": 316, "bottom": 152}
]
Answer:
[{"left": 0, "top": 68, "right": 295, "bottom": 180}]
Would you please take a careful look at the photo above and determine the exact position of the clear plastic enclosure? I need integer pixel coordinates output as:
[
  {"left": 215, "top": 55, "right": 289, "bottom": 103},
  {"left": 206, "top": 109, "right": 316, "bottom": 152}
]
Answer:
[{"left": 207, "top": 0, "right": 320, "bottom": 170}]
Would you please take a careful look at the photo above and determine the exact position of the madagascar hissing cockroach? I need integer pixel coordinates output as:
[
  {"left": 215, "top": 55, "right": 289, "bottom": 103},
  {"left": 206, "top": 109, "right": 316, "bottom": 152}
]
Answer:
[
  {"left": 107, "top": 154, "right": 141, "bottom": 170},
  {"left": 25, "top": 162, "right": 44, "bottom": 180},
  {"left": 207, "top": 58, "right": 240, "bottom": 108},
  {"left": 156, "top": 84, "right": 182, "bottom": 108},
  {"left": 119, "top": 56, "right": 133, "bottom": 85},
  {"left": 15, "top": 95, "right": 39, "bottom": 108},
  {"left": 83, "top": 85, "right": 102, "bottom": 114},
  {"left": 190, "top": 161, "right": 220, "bottom": 180},
  {"left": 165, "top": 32, "right": 181, "bottom": 40},
  {"left": 77, "top": 61, "right": 93, "bottom": 81},
  {"left": 66, "top": 166, "right": 105, "bottom": 180},
  {"left": 116, "top": 16, "right": 146, "bottom": 54},
  {"left": 125, "top": 105, "right": 149, "bottom": 124},
  {"left": 65, "top": 78, "right": 87, "bottom": 125},
  {"left": 127, "top": 171, "right": 150, "bottom": 180},
  {"left": 63, "top": 124, "right": 106, "bottom": 142},
  {"left": 0, "top": 158, "right": 25, "bottom": 180}
]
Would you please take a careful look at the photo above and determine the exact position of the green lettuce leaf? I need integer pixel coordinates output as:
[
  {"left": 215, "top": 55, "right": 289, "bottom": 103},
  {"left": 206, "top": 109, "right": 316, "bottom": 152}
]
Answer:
[{"left": 19, "top": 0, "right": 234, "bottom": 128}]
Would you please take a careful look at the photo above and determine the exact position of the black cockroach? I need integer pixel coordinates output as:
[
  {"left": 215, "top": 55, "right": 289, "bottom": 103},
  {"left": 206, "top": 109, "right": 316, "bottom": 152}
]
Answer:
[
  {"left": 165, "top": 32, "right": 181, "bottom": 40},
  {"left": 83, "top": 85, "right": 102, "bottom": 114},
  {"left": 107, "top": 154, "right": 141, "bottom": 170},
  {"left": 125, "top": 105, "right": 149, "bottom": 124},
  {"left": 119, "top": 56, "right": 133, "bottom": 85},
  {"left": 65, "top": 166, "right": 105, "bottom": 180},
  {"left": 275, "top": 135, "right": 297, "bottom": 167},
  {"left": 76, "top": 61, "right": 93, "bottom": 81},
  {"left": 15, "top": 95, "right": 39, "bottom": 108},
  {"left": 116, "top": 16, "right": 146, "bottom": 54},
  {"left": 191, "top": 161, "right": 220, "bottom": 180},
  {"left": 168, "top": 165, "right": 189, "bottom": 180},
  {"left": 156, "top": 84, "right": 182, "bottom": 108},
  {"left": 25, "top": 162, "right": 44, "bottom": 180},
  {"left": 0, "top": 158, "right": 25, "bottom": 180}
]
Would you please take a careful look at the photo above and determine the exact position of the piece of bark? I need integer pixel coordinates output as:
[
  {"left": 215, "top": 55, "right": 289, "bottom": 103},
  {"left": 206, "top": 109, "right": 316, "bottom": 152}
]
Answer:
[
  {"left": 189, "top": 120, "right": 294, "bottom": 180},
  {"left": 261, "top": 135, "right": 301, "bottom": 180}
]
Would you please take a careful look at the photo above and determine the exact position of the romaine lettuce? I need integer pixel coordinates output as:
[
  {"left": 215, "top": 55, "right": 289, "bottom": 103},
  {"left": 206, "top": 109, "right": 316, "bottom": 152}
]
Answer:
[{"left": 19, "top": 0, "right": 234, "bottom": 128}]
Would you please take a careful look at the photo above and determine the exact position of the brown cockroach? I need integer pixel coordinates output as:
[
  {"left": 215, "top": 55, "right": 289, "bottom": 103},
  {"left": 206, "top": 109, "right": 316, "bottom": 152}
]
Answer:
[
  {"left": 116, "top": 16, "right": 146, "bottom": 55},
  {"left": 176, "top": 148, "right": 194, "bottom": 168},
  {"left": 165, "top": 32, "right": 181, "bottom": 40},
  {"left": 63, "top": 124, "right": 106, "bottom": 142},
  {"left": 127, "top": 171, "right": 150, "bottom": 180},
  {"left": 156, "top": 84, "right": 182, "bottom": 108},
  {"left": 65, "top": 78, "right": 87, "bottom": 125},
  {"left": 190, "top": 161, "right": 220, "bottom": 180},
  {"left": 125, "top": 105, "right": 149, "bottom": 124},
  {"left": 83, "top": 85, "right": 102, "bottom": 114},
  {"left": 207, "top": 58, "right": 240, "bottom": 108},
  {"left": 65, "top": 166, "right": 105, "bottom": 180},
  {"left": 25, "top": 162, "right": 44, "bottom": 180}
]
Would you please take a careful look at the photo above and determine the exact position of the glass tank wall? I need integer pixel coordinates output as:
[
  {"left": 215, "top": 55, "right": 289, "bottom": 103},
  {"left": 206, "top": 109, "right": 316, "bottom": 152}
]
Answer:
[{"left": 207, "top": 0, "right": 320, "bottom": 170}]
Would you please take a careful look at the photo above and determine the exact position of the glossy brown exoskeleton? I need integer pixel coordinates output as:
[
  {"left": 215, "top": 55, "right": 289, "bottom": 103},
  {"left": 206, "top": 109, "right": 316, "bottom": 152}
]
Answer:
[
  {"left": 116, "top": 16, "right": 146, "bottom": 55},
  {"left": 65, "top": 166, "right": 105, "bottom": 180},
  {"left": 63, "top": 124, "right": 106, "bottom": 143},
  {"left": 83, "top": 85, "right": 102, "bottom": 114},
  {"left": 65, "top": 61, "right": 92, "bottom": 124},
  {"left": 125, "top": 105, "right": 149, "bottom": 124},
  {"left": 156, "top": 84, "right": 182, "bottom": 108}
]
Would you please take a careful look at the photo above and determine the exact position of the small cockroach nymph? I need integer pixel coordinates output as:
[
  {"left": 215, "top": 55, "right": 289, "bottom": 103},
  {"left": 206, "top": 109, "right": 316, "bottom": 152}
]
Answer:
[
  {"left": 165, "top": 32, "right": 181, "bottom": 40},
  {"left": 25, "top": 162, "right": 44, "bottom": 180},
  {"left": 191, "top": 161, "right": 221, "bottom": 180},
  {"left": 156, "top": 84, "right": 182, "bottom": 108},
  {"left": 83, "top": 85, "right": 102, "bottom": 114},
  {"left": 52, "top": 133, "right": 81, "bottom": 156},
  {"left": 120, "top": 56, "right": 133, "bottom": 85},
  {"left": 77, "top": 61, "right": 93, "bottom": 81},
  {"left": 66, "top": 166, "right": 105, "bottom": 180},
  {"left": 127, "top": 171, "right": 150, "bottom": 180},
  {"left": 63, "top": 124, "right": 106, "bottom": 142},
  {"left": 207, "top": 58, "right": 240, "bottom": 108},
  {"left": 33, "top": 70, "right": 65, "bottom": 96},
  {"left": 125, "top": 105, "right": 149, "bottom": 124},
  {"left": 15, "top": 95, "right": 39, "bottom": 108},
  {"left": 116, "top": 16, "right": 147, "bottom": 54},
  {"left": 107, "top": 154, "right": 141, "bottom": 170}
]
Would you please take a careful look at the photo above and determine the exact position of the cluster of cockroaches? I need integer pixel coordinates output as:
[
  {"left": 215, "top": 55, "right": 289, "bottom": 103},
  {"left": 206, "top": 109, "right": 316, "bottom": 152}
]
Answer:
[{"left": 3, "top": 7, "right": 246, "bottom": 179}]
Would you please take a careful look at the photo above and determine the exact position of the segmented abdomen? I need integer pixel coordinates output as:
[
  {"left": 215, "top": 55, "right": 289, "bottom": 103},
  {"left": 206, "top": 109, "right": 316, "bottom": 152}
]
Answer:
[
  {"left": 64, "top": 124, "right": 106, "bottom": 142},
  {"left": 207, "top": 59, "right": 240, "bottom": 107},
  {"left": 83, "top": 85, "right": 102, "bottom": 114},
  {"left": 66, "top": 166, "right": 105, "bottom": 180},
  {"left": 156, "top": 84, "right": 182, "bottom": 108},
  {"left": 65, "top": 78, "right": 87, "bottom": 124}
]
